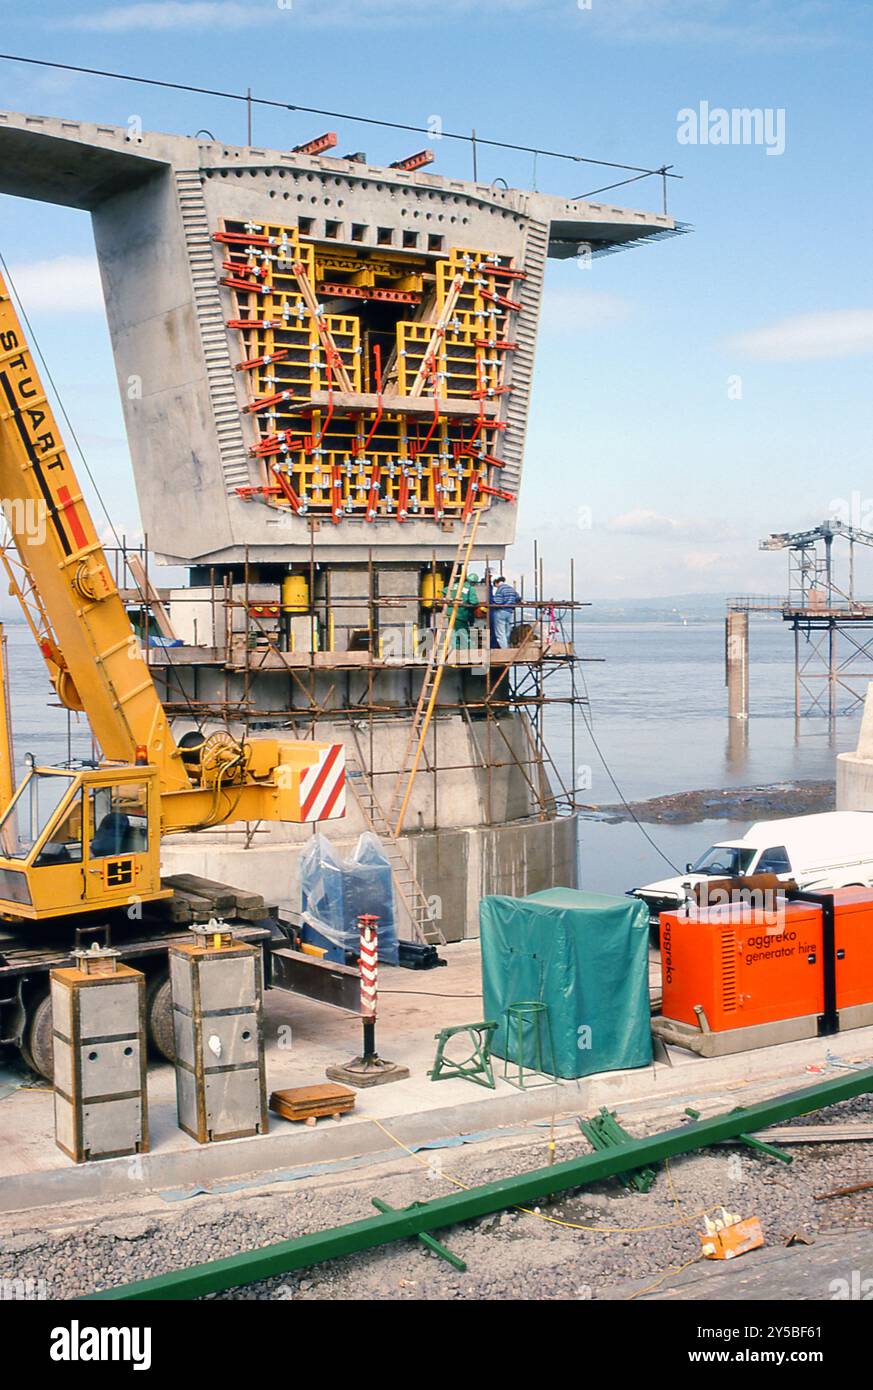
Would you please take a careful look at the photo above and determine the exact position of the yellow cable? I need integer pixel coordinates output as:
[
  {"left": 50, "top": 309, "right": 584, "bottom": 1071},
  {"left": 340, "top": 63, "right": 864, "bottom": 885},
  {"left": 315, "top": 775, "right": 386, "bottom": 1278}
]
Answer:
[
  {"left": 513, "top": 1206, "right": 716, "bottom": 1235},
  {"left": 369, "top": 1116, "right": 722, "bottom": 1236},
  {"left": 665, "top": 1154, "right": 683, "bottom": 1208},
  {"left": 626, "top": 1254, "right": 703, "bottom": 1301}
]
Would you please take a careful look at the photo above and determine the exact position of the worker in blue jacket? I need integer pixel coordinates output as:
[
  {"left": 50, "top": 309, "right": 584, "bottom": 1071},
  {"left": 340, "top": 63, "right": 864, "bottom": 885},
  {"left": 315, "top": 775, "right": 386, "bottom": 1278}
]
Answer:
[{"left": 491, "top": 575, "right": 521, "bottom": 648}]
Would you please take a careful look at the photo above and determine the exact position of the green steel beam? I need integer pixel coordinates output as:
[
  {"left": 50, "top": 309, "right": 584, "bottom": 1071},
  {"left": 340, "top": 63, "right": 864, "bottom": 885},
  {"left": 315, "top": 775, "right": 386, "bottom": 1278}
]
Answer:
[
  {"left": 739, "top": 1134, "right": 794, "bottom": 1165},
  {"left": 371, "top": 1197, "right": 467, "bottom": 1271},
  {"left": 83, "top": 1065, "right": 873, "bottom": 1301}
]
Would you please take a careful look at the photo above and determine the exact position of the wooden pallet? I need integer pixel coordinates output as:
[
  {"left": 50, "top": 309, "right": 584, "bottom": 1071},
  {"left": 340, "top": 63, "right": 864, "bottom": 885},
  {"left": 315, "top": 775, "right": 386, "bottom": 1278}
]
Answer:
[{"left": 269, "top": 1083, "right": 356, "bottom": 1123}]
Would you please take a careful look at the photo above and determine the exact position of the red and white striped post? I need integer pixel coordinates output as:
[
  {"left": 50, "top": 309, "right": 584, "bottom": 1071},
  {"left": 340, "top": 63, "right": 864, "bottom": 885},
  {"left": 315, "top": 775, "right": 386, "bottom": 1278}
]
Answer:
[
  {"left": 326, "top": 911, "right": 409, "bottom": 1087},
  {"left": 358, "top": 913, "right": 379, "bottom": 1060}
]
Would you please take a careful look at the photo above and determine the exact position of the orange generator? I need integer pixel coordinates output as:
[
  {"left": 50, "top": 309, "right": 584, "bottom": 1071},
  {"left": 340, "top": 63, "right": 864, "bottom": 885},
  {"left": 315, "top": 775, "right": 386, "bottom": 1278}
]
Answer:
[{"left": 653, "top": 888, "right": 873, "bottom": 1055}]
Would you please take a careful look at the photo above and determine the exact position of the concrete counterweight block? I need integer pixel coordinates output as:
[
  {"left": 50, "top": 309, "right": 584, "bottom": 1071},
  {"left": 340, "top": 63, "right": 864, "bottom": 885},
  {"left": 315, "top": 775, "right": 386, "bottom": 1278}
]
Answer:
[
  {"left": 170, "top": 923, "right": 268, "bottom": 1143},
  {"left": 51, "top": 950, "right": 148, "bottom": 1164}
]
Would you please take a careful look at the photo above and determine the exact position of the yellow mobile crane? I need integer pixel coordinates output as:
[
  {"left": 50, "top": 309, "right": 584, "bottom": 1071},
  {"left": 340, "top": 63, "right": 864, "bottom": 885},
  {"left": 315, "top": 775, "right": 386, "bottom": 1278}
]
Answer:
[{"left": 0, "top": 267, "right": 355, "bottom": 1074}]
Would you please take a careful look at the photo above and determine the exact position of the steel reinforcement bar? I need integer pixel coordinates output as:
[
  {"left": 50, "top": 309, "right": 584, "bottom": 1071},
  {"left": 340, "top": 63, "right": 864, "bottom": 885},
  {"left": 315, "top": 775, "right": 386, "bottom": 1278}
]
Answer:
[{"left": 83, "top": 1066, "right": 873, "bottom": 1300}]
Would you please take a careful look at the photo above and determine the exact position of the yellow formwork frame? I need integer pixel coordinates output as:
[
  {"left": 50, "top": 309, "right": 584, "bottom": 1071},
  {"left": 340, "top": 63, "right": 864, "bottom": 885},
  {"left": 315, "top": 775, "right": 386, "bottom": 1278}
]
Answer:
[{"left": 222, "top": 219, "right": 514, "bottom": 522}]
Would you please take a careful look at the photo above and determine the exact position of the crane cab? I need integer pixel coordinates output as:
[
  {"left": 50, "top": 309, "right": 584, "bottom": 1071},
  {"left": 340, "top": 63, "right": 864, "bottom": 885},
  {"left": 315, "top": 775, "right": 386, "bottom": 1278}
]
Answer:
[{"left": 0, "top": 763, "right": 167, "bottom": 921}]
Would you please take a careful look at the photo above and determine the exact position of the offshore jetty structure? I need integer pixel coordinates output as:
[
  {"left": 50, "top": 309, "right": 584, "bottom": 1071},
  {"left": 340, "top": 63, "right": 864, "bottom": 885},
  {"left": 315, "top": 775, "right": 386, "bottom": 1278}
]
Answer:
[{"left": 0, "top": 108, "right": 679, "bottom": 940}]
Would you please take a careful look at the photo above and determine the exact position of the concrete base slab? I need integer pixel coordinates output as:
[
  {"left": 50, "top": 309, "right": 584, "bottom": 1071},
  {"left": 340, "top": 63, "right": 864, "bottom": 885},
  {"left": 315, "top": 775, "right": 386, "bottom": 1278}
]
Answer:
[
  {"left": 0, "top": 941, "right": 871, "bottom": 1216},
  {"left": 326, "top": 1057, "right": 411, "bottom": 1088}
]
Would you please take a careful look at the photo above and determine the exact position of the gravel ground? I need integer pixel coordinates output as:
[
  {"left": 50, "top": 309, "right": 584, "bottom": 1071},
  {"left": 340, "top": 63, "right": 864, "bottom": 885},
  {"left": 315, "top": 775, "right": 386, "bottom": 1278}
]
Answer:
[{"left": 1, "top": 1093, "right": 871, "bottom": 1302}]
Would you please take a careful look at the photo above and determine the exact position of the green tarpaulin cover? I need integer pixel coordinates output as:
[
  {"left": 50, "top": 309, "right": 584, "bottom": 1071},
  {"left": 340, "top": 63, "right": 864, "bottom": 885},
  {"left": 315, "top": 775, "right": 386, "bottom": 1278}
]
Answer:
[{"left": 480, "top": 888, "right": 652, "bottom": 1079}]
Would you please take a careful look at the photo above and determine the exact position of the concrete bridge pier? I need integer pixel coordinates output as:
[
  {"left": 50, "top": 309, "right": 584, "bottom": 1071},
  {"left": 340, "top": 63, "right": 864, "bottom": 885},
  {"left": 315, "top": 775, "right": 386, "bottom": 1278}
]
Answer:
[{"left": 725, "top": 610, "right": 749, "bottom": 720}]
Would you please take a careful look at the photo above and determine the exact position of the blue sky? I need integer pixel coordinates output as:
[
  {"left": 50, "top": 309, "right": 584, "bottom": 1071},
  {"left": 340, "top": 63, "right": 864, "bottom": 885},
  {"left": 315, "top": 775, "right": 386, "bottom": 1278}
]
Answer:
[{"left": 0, "top": 0, "right": 871, "bottom": 599}]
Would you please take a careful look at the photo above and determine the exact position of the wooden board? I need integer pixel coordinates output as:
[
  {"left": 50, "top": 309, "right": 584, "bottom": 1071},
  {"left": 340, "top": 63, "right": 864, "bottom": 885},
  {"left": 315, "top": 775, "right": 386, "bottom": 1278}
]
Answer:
[
  {"left": 163, "top": 874, "right": 265, "bottom": 914},
  {"left": 269, "top": 1083, "right": 356, "bottom": 1122},
  {"left": 127, "top": 554, "right": 178, "bottom": 640},
  {"left": 749, "top": 1123, "right": 873, "bottom": 1144},
  {"left": 236, "top": 904, "right": 278, "bottom": 923}
]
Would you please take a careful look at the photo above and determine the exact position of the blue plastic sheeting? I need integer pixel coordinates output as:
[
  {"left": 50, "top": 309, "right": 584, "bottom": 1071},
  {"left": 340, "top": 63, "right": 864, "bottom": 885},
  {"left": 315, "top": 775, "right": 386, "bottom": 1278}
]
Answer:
[
  {"left": 480, "top": 888, "right": 652, "bottom": 1080},
  {"left": 300, "top": 832, "right": 399, "bottom": 965},
  {"left": 158, "top": 1126, "right": 531, "bottom": 1202}
]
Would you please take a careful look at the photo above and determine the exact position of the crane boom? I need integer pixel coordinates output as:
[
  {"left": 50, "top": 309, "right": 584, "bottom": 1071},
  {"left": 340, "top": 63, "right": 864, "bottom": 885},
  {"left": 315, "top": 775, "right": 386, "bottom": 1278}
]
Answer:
[
  {"left": 0, "top": 273, "right": 190, "bottom": 792},
  {"left": 0, "top": 264, "right": 345, "bottom": 925},
  {"left": 0, "top": 624, "right": 14, "bottom": 816}
]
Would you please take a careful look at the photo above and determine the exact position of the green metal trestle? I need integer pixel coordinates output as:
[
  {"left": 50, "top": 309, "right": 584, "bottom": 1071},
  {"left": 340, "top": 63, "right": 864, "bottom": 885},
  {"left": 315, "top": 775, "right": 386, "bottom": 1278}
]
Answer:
[
  {"left": 428, "top": 1020, "right": 498, "bottom": 1089},
  {"left": 502, "top": 1000, "right": 557, "bottom": 1090}
]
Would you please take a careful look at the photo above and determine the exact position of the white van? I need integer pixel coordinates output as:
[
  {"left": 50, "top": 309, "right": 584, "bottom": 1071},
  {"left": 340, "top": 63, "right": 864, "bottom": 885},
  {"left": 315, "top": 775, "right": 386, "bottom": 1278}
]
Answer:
[{"left": 632, "top": 810, "right": 873, "bottom": 927}]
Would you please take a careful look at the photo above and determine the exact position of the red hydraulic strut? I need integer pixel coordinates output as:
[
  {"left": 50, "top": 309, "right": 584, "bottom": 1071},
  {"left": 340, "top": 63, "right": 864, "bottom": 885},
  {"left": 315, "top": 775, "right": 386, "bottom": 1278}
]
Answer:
[
  {"left": 390, "top": 149, "right": 434, "bottom": 171},
  {"left": 462, "top": 472, "right": 481, "bottom": 521},
  {"left": 479, "top": 482, "right": 516, "bottom": 503},
  {"left": 271, "top": 464, "right": 304, "bottom": 512},
  {"left": 235, "top": 348, "right": 289, "bottom": 372},
  {"left": 243, "top": 389, "right": 296, "bottom": 415},
  {"left": 478, "top": 263, "right": 526, "bottom": 280},
  {"left": 222, "top": 259, "right": 269, "bottom": 283},
  {"left": 221, "top": 275, "right": 268, "bottom": 296},
  {"left": 481, "top": 288, "right": 522, "bottom": 313},
  {"left": 397, "top": 467, "right": 410, "bottom": 522},
  {"left": 214, "top": 231, "right": 273, "bottom": 247},
  {"left": 431, "top": 459, "right": 444, "bottom": 520},
  {"left": 292, "top": 132, "right": 337, "bottom": 155},
  {"left": 365, "top": 463, "right": 382, "bottom": 522},
  {"left": 469, "top": 384, "right": 512, "bottom": 399},
  {"left": 249, "top": 429, "right": 305, "bottom": 459},
  {"left": 330, "top": 462, "right": 344, "bottom": 523},
  {"left": 235, "top": 484, "right": 282, "bottom": 499},
  {"left": 227, "top": 317, "right": 285, "bottom": 330}
]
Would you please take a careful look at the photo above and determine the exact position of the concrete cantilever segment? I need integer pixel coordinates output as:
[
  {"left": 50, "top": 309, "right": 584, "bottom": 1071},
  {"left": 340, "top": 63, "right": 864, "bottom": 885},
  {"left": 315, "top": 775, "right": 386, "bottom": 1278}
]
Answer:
[
  {"left": 0, "top": 109, "right": 680, "bottom": 567},
  {"left": 836, "top": 684, "right": 873, "bottom": 809},
  {"left": 0, "top": 118, "right": 167, "bottom": 208}
]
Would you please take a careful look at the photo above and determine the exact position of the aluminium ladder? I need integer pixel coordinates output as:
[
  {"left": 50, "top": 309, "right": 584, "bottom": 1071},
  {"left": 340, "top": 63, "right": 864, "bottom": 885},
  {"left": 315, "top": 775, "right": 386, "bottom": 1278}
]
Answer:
[{"left": 389, "top": 505, "right": 483, "bottom": 839}]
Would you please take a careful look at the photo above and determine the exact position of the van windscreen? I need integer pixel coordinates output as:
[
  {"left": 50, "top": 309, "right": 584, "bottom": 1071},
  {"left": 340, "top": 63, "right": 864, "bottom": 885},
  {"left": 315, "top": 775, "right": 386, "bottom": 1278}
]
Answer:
[{"left": 690, "top": 845, "right": 757, "bottom": 876}]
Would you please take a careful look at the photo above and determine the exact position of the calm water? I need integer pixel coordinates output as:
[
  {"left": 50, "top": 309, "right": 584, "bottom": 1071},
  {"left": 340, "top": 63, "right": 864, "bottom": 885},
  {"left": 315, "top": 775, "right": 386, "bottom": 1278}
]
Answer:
[
  {"left": 4, "top": 621, "right": 94, "bottom": 773},
  {"left": 544, "top": 620, "right": 861, "bottom": 896},
  {"left": 2, "top": 617, "right": 861, "bottom": 899}
]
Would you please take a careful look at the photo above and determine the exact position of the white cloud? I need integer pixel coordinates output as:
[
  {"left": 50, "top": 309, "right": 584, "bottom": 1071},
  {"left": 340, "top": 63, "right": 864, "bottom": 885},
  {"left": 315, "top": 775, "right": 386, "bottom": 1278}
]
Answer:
[
  {"left": 8, "top": 256, "right": 104, "bottom": 314},
  {"left": 506, "top": 519, "right": 774, "bottom": 600},
  {"left": 681, "top": 549, "right": 722, "bottom": 573},
  {"left": 54, "top": 0, "right": 850, "bottom": 42},
  {"left": 541, "top": 286, "right": 634, "bottom": 334},
  {"left": 57, "top": 0, "right": 852, "bottom": 41},
  {"left": 63, "top": 2, "right": 256, "bottom": 31},
  {"left": 586, "top": 0, "right": 845, "bottom": 49},
  {"left": 61, "top": 0, "right": 545, "bottom": 31},
  {"left": 607, "top": 509, "right": 689, "bottom": 537},
  {"left": 730, "top": 309, "right": 873, "bottom": 362}
]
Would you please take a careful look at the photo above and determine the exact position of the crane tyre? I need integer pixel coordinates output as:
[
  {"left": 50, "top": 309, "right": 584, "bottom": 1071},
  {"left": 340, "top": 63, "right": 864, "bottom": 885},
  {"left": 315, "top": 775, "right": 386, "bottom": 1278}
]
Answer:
[{"left": 146, "top": 972, "right": 176, "bottom": 1063}]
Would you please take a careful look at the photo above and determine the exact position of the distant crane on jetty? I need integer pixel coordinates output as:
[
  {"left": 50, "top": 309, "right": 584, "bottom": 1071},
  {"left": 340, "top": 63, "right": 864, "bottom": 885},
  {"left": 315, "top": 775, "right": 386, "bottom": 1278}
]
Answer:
[{"left": 726, "top": 520, "right": 873, "bottom": 721}]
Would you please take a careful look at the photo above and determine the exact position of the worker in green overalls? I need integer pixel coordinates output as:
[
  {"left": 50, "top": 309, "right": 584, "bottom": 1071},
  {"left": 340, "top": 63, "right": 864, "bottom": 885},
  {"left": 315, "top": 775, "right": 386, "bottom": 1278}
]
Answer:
[{"left": 445, "top": 572, "right": 480, "bottom": 649}]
